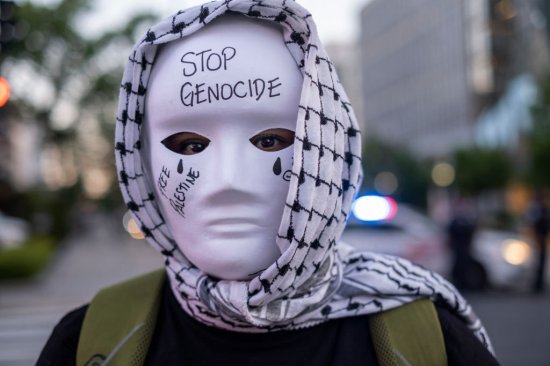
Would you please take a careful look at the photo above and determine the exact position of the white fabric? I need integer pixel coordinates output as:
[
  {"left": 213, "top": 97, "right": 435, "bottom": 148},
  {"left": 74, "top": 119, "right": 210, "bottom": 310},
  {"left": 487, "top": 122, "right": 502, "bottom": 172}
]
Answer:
[
  {"left": 144, "top": 15, "right": 302, "bottom": 280},
  {"left": 114, "top": 0, "right": 494, "bottom": 353}
]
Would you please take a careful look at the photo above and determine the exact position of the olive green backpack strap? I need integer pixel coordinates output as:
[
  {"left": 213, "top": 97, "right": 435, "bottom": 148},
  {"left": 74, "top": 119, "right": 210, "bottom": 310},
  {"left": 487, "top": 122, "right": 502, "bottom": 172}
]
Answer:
[
  {"left": 369, "top": 299, "right": 447, "bottom": 366},
  {"left": 76, "top": 269, "right": 165, "bottom": 366}
]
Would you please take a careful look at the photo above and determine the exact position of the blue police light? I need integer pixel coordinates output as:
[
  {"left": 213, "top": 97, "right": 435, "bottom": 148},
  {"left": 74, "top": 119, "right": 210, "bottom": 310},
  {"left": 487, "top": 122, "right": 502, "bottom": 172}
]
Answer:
[{"left": 351, "top": 195, "right": 398, "bottom": 222}]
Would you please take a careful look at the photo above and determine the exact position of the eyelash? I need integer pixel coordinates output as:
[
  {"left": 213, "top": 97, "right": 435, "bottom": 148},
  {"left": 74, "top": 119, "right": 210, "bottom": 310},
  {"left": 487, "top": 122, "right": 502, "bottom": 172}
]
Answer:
[
  {"left": 182, "top": 141, "right": 207, "bottom": 152},
  {"left": 162, "top": 134, "right": 210, "bottom": 155},
  {"left": 252, "top": 133, "right": 285, "bottom": 143},
  {"left": 162, "top": 129, "right": 294, "bottom": 155}
]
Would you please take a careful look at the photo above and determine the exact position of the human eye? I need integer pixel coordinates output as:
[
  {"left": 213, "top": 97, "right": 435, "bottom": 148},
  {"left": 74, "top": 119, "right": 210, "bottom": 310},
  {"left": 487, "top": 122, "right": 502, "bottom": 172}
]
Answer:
[
  {"left": 161, "top": 132, "right": 210, "bottom": 155},
  {"left": 249, "top": 128, "right": 295, "bottom": 152}
]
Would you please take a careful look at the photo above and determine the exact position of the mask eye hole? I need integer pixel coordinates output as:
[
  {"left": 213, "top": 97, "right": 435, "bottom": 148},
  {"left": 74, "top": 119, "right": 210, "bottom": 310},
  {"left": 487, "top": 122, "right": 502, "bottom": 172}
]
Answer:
[
  {"left": 161, "top": 132, "right": 210, "bottom": 155},
  {"left": 249, "top": 128, "right": 295, "bottom": 152}
]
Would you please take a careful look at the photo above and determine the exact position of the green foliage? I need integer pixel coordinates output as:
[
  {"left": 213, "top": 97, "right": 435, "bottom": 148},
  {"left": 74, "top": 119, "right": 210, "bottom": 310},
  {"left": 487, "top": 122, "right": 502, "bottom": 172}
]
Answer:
[
  {"left": 527, "top": 73, "right": 550, "bottom": 187},
  {"left": 0, "top": 182, "right": 82, "bottom": 240},
  {"left": 453, "top": 147, "right": 513, "bottom": 195},
  {"left": 5, "top": 0, "right": 157, "bottom": 131},
  {"left": 0, "top": 236, "right": 55, "bottom": 279},
  {"left": 0, "top": 0, "right": 159, "bottom": 221},
  {"left": 21, "top": 184, "right": 82, "bottom": 240},
  {"left": 529, "top": 137, "right": 550, "bottom": 187},
  {"left": 362, "top": 137, "right": 430, "bottom": 207}
]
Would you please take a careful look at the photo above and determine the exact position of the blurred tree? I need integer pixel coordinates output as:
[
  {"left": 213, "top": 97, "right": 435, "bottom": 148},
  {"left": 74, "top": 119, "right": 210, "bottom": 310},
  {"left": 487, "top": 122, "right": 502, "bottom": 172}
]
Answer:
[
  {"left": 0, "top": 1, "right": 19, "bottom": 54},
  {"left": 0, "top": 0, "right": 158, "bottom": 238},
  {"left": 0, "top": 0, "right": 157, "bottom": 193},
  {"left": 453, "top": 147, "right": 513, "bottom": 195},
  {"left": 362, "top": 137, "right": 430, "bottom": 207},
  {"left": 527, "top": 73, "right": 550, "bottom": 188}
]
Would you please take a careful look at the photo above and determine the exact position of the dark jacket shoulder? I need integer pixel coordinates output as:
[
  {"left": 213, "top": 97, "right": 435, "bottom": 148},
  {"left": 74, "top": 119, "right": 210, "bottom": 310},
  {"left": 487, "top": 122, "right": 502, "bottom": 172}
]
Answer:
[
  {"left": 36, "top": 304, "right": 88, "bottom": 366},
  {"left": 37, "top": 296, "right": 498, "bottom": 366}
]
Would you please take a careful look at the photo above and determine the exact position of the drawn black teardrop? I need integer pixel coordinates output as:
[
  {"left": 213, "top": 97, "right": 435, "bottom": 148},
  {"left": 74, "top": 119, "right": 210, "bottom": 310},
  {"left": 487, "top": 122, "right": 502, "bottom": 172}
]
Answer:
[
  {"left": 177, "top": 159, "right": 184, "bottom": 174},
  {"left": 273, "top": 157, "right": 282, "bottom": 176}
]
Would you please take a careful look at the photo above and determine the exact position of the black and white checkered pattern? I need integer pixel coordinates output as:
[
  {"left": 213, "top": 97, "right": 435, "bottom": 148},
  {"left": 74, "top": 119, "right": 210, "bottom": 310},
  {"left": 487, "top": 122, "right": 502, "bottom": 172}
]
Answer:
[{"left": 114, "top": 0, "right": 493, "bottom": 352}]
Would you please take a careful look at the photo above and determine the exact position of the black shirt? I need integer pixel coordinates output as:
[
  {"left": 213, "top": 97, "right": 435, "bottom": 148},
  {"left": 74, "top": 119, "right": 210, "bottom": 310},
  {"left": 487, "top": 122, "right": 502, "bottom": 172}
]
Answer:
[{"left": 37, "top": 282, "right": 499, "bottom": 365}]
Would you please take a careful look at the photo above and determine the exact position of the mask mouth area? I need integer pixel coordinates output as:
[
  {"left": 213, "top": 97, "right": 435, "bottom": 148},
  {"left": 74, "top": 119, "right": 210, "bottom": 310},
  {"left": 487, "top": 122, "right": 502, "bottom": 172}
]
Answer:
[
  {"left": 205, "top": 215, "right": 272, "bottom": 238},
  {"left": 207, "top": 217, "right": 262, "bottom": 226}
]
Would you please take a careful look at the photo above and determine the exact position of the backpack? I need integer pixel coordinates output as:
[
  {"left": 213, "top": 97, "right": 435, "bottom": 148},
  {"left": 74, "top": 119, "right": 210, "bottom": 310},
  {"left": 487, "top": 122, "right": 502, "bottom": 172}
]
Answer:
[{"left": 77, "top": 269, "right": 447, "bottom": 366}]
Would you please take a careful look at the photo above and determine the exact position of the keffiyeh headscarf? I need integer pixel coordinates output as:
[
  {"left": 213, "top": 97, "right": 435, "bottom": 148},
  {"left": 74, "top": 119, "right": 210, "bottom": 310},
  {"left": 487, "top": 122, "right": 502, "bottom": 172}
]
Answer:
[{"left": 115, "top": 0, "right": 493, "bottom": 352}]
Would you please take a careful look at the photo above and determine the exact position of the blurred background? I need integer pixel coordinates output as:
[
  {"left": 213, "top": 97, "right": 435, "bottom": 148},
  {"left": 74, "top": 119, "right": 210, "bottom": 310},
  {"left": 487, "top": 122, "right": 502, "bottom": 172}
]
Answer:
[{"left": 0, "top": 0, "right": 549, "bottom": 364}]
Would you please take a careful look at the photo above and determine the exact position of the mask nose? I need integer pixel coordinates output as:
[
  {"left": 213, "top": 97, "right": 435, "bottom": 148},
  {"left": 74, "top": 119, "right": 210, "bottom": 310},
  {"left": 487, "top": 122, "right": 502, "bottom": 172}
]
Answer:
[
  {"left": 201, "top": 139, "right": 262, "bottom": 207},
  {"left": 213, "top": 138, "right": 243, "bottom": 191}
]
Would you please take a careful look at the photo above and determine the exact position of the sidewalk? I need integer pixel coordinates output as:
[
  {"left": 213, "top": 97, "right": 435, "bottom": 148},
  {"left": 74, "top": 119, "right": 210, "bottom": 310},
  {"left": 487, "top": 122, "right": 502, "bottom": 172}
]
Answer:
[
  {"left": 0, "top": 212, "right": 162, "bottom": 366},
  {"left": 466, "top": 291, "right": 550, "bottom": 366}
]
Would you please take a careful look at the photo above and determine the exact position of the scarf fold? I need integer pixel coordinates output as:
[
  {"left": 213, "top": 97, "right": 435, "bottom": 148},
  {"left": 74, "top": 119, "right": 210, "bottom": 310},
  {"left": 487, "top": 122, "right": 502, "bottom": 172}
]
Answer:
[{"left": 114, "top": 0, "right": 493, "bottom": 353}]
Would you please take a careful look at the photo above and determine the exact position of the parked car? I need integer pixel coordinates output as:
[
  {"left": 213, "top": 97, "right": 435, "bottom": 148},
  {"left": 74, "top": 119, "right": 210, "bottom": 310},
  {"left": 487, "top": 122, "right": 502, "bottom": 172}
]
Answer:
[
  {"left": 0, "top": 212, "right": 29, "bottom": 249},
  {"left": 341, "top": 195, "right": 534, "bottom": 289}
]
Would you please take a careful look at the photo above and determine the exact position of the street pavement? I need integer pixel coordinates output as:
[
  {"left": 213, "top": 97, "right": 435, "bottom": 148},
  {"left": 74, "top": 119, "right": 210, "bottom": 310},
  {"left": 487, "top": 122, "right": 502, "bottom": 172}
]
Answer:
[
  {"left": 467, "top": 292, "right": 550, "bottom": 366},
  {"left": 0, "top": 213, "right": 162, "bottom": 366},
  {"left": 0, "top": 212, "right": 549, "bottom": 365}
]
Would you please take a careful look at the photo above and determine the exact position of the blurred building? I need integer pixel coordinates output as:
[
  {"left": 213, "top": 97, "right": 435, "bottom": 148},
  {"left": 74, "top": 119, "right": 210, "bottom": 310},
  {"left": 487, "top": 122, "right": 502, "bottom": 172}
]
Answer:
[
  {"left": 476, "top": 0, "right": 550, "bottom": 149},
  {"left": 0, "top": 112, "right": 43, "bottom": 190},
  {"left": 0, "top": 113, "right": 10, "bottom": 183},
  {"left": 325, "top": 43, "right": 365, "bottom": 133},
  {"left": 544, "top": 0, "right": 550, "bottom": 47},
  {"left": 475, "top": 74, "right": 537, "bottom": 149},
  {"left": 360, "top": 0, "right": 550, "bottom": 158}
]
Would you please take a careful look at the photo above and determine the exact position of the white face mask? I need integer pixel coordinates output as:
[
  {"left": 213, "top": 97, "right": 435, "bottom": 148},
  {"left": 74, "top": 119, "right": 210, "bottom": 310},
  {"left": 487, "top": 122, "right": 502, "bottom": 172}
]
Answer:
[{"left": 145, "top": 15, "right": 303, "bottom": 280}]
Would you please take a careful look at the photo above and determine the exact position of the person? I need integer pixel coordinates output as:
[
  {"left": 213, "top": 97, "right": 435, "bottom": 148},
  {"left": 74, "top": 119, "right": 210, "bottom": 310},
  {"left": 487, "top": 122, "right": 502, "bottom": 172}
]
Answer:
[
  {"left": 38, "top": 1, "right": 499, "bottom": 365},
  {"left": 447, "top": 197, "right": 487, "bottom": 290},
  {"left": 526, "top": 190, "right": 549, "bottom": 293}
]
